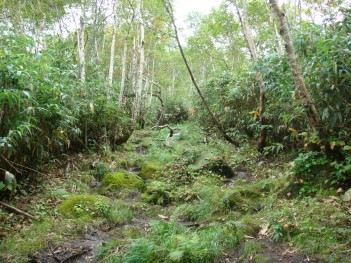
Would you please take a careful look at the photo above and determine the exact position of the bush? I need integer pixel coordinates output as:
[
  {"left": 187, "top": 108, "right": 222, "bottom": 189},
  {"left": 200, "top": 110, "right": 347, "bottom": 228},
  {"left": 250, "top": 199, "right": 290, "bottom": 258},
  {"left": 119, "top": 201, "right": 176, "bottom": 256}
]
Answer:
[
  {"left": 141, "top": 181, "right": 173, "bottom": 205},
  {"left": 292, "top": 152, "right": 329, "bottom": 195}
]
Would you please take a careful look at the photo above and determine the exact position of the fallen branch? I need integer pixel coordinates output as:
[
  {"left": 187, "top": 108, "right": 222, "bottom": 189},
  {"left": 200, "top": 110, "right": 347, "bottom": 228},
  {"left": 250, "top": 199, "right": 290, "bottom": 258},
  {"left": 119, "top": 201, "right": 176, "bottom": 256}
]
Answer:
[
  {"left": 1, "top": 155, "right": 47, "bottom": 177},
  {"left": 0, "top": 201, "right": 37, "bottom": 220},
  {"left": 151, "top": 124, "right": 175, "bottom": 137}
]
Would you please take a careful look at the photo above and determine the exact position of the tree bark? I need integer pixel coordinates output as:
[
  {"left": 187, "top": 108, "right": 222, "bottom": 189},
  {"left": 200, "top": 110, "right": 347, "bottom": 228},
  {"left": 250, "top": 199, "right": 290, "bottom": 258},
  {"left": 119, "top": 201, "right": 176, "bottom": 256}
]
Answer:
[
  {"left": 270, "top": 0, "right": 330, "bottom": 154},
  {"left": 234, "top": 0, "right": 267, "bottom": 151},
  {"left": 108, "top": 0, "right": 118, "bottom": 88},
  {"left": 77, "top": 12, "right": 86, "bottom": 83},
  {"left": 132, "top": 0, "right": 145, "bottom": 127},
  {"left": 163, "top": 0, "right": 239, "bottom": 147},
  {"left": 117, "top": 36, "right": 129, "bottom": 113}
]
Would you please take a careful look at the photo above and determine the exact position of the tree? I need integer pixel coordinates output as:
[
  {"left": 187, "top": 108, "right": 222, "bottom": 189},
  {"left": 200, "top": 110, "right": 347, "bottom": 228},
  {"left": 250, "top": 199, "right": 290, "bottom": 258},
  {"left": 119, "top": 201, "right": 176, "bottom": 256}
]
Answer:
[
  {"left": 163, "top": 0, "right": 239, "bottom": 147},
  {"left": 108, "top": 0, "right": 119, "bottom": 88},
  {"left": 232, "top": 0, "right": 267, "bottom": 150},
  {"left": 270, "top": 0, "right": 331, "bottom": 154}
]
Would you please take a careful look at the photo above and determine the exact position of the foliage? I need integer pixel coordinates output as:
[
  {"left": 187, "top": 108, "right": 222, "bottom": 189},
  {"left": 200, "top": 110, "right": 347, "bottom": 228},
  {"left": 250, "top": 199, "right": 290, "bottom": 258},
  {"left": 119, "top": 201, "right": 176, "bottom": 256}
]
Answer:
[
  {"left": 91, "top": 161, "right": 113, "bottom": 181},
  {"left": 108, "top": 200, "right": 134, "bottom": 225},
  {"left": 114, "top": 220, "right": 239, "bottom": 263},
  {"left": 291, "top": 150, "right": 351, "bottom": 195},
  {"left": 141, "top": 181, "right": 173, "bottom": 205},
  {"left": 161, "top": 99, "right": 189, "bottom": 125}
]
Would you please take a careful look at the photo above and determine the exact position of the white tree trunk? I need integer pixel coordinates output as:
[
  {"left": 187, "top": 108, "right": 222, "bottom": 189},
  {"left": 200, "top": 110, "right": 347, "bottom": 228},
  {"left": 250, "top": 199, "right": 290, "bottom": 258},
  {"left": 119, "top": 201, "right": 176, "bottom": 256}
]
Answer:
[
  {"left": 130, "top": 36, "right": 138, "bottom": 92},
  {"left": 118, "top": 36, "right": 129, "bottom": 111},
  {"left": 235, "top": 0, "right": 267, "bottom": 150},
  {"left": 108, "top": 0, "right": 118, "bottom": 88},
  {"left": 148, "top": 57, "right": 155, "bottom": 106},
  {"left": 132, "top": 0, "right": 145, "bottom": 126},
  {"left": 78, "top": 14, "right": 86, "bottom": 83}
]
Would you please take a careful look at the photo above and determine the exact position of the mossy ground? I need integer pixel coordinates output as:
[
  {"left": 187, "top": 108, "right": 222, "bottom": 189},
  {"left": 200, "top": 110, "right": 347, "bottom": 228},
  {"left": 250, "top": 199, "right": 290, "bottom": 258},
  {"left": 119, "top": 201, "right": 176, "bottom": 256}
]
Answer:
[
  {"left": 101, "top": 171, "right": 145, "bottom": 193},
  {"left": 60, "top": 194, "right": 111, "bottom": 219},
  {"left": 1, "top": 123, "right": 350, "bottom": 262},
  {"left": 140, "top": 161, "right": 162, "bottom": 179}
]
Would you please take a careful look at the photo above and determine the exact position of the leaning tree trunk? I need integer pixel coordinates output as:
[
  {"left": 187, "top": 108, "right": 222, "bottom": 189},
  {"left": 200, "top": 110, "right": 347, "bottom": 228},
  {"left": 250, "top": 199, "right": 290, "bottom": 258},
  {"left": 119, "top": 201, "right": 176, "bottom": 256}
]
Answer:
[
  {"left": 163, "top": 0, "right": 239, "bottom": 147},
  {"left": 270, "top": 0, "right": 331, "bottom": 154},
  {"left": 234, "top": 0, "right": 267, "bottom": 151}
]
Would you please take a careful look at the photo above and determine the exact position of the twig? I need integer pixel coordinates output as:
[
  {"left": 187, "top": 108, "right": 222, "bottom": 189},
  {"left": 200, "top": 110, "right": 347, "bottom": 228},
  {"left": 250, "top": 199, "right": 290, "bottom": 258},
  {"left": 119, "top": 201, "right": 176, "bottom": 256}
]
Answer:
[
  {"left": 0, "top": 155, "right": 46, "bottom": 176},
  {"left": 0, "top": 201, "right": 37, "bottom": 220}
]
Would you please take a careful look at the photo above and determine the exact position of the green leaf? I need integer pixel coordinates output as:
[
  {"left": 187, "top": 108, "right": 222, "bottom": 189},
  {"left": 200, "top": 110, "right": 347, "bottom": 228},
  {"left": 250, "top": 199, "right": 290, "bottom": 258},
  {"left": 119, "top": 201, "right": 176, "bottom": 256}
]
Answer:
[
  {"left": 343, "top": 145, "right": 351, "bottom": 151},
  {"left": 23, "top": 90, "right": 31, "bottom": 98}
]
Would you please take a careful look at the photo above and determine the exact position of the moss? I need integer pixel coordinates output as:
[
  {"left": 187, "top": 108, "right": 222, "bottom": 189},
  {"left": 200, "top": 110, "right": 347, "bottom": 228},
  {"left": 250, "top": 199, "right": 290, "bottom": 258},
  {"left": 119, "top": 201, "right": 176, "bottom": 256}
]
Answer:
[
  {"left": 101, "top": 171, "right": 145, "bottom": 194},
  {"left": 233, "top": 185, "right": 262, "bottom": 199},
  {"left": 236, "top": 217, "right": 261, "bottom": 237},
  {"left": 140, "top": 162, "right": 162, "bottom": 179},
  {"left": 60, "top": 194, "right": 111, "bottom": 219},
  {"left": 223, "top": 189, "right": 261, "bottom": 212},
  {"left": 224, "top": 190, "right": 245, "bottom": 210},
  {"left": 190, "top": 152, "right": 235, "bottom": 178}
]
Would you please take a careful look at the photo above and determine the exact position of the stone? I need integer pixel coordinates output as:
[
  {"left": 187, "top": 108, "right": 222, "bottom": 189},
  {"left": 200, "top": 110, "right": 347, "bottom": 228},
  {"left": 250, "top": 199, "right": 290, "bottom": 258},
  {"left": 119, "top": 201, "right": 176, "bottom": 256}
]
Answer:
[{"left": 342, "top": 188, "right": 351, "bottom": 202}]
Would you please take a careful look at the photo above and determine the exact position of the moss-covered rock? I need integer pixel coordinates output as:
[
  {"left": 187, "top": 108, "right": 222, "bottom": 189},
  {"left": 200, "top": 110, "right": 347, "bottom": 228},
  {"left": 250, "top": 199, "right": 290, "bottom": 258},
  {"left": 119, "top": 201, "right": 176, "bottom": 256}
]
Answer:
[
  {"left": 140, "top": 162, "right": 162, "bottom": 179},
  {"left": 190, "top": 152, "right": 235, "bottom": 178},
  {"left": 60, "top": 194, "right": 111, "bottom": 219},
  {"left": 234, "top": 186, "right": 262, "bottom": 199},
  {"left": 223, "top": 188, "right": 261, "bottom": 212},
  {"left": 236, "top": 217, "right": 261, "bottom": 237},
  {"left": 101, "top": 171, "right": 145, "bottom": 194},
  {"left": 223, "top": 190, "right": 245, "bottom": 210}
]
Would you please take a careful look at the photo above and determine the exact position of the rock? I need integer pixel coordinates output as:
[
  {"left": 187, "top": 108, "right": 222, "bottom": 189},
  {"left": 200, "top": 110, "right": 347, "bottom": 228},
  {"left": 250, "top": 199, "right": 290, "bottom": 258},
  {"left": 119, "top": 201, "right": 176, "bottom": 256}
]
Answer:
[
  {"left": 100, "top": 170, "right": 145, "bottom": 194},
  {"left": 223, "top": 190, "right": 244, "bottom": 210},
  {"left": 343, "top": 188, "right": 351, "bottom": 201},
  {"left": 60, "top": 194, "right": 111, "bottom": 219},
  {"left": 223, "top": 185, "right": 262, "bottom": 212},
  {"left": 140, "top": 162, "right": 162, "bottom": 179},
  {"left": 191, "top": 152, "right": 235, "bottom": 178}
]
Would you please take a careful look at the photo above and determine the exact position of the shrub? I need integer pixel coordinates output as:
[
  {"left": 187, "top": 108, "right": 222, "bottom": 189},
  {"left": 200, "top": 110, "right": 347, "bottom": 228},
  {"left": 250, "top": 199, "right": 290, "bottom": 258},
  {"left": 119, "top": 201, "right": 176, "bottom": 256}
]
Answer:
[{"left": 141, "top": 181, "right": 173, "bottom": 205}]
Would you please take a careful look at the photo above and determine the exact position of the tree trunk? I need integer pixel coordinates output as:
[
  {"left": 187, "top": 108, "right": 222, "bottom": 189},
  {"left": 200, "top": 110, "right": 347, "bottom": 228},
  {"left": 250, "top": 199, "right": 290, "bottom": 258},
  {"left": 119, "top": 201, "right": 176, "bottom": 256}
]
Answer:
[
  {"left": 78, "top": 13, "right": 86, "bottom": 83},
  {"left": 108, "top": 0, "right": 118, "bottom": 88},
  {"left": 234, "top": 0, "right": 267, "bottom": 150},
  {"left": 132, "top": 0, "right": 145, "bottom": 127},
  {"left": 130, "top": 36, "right": 138, "bottom": 92},
  {"left": 270, "top": 0, "right": 330, "bottom": 154},
  {"left": 117, "top": 36, "right": 129, "bottom": 113},
  {"left": 149, "top": 58, "right": 155, "bottom": 106},
  {"left": 163, "top": 0, "right": 239, "bottom": 147}
]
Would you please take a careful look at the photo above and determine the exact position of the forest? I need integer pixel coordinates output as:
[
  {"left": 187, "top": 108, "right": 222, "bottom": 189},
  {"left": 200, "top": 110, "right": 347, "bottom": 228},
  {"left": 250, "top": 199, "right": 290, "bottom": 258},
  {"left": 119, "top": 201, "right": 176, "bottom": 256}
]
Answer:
[{"left": 0, "top": 0, "right": 350, "bottom": 262}]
